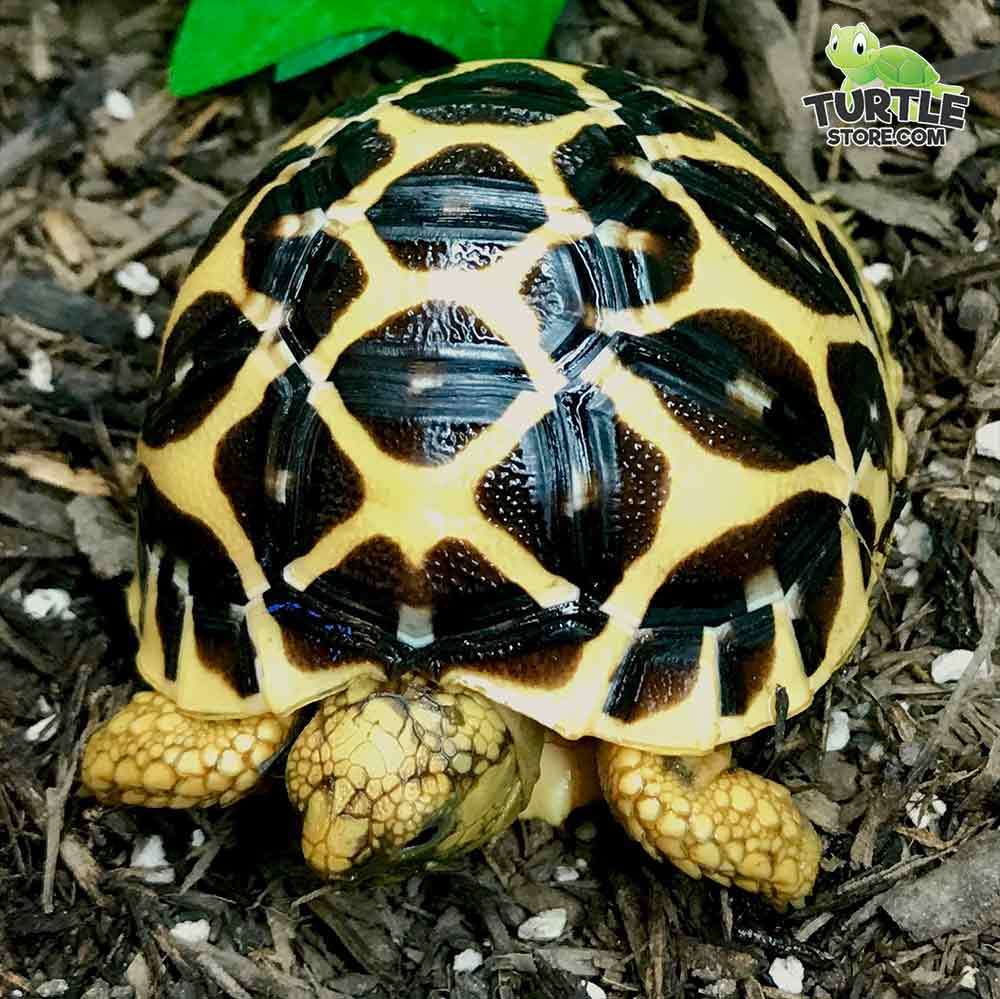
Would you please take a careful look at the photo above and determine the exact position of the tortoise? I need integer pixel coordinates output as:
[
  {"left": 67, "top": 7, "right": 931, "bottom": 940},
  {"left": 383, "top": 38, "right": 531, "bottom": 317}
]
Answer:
[
  {"left": 826, "top": 22, "right": 964, "bottom": 114},
  {"left": 81, "top": 58, "right": 907, "bottom": 906}
]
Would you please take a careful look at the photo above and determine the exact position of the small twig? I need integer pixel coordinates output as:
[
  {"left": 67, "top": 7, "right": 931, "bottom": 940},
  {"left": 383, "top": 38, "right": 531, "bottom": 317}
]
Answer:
[
  {"left": 177, "top": 825, "right": 231, "bottom": 894},
  {"left": 42, "top": 646, "right": 100, "bottom": 912},
  {"left": 906, "top": 610, "right": 1000, "bottom": 792}
]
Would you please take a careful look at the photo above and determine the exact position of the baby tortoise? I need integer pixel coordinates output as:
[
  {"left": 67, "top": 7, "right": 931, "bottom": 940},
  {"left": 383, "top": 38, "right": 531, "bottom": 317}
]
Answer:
[{"left": 82, "top": 59, "right": 906, "bottom": 906}]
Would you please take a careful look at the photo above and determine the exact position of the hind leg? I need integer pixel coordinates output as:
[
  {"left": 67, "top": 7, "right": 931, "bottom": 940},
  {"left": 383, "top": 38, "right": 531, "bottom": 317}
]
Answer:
[
  {"left": 81, "top": 691, "right": 295, "bottom": 808},
  {"left": 598, "top": 742, "right": 821, "bottom": 906}
]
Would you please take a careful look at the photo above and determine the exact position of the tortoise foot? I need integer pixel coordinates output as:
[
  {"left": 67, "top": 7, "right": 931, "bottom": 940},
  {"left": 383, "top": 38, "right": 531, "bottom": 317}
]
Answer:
[
  {"left": 598, "top": 742, "right": 821, "bottom": 906},
  {"left": 81, "top": 690, "right": 294, "bottom": 809}
]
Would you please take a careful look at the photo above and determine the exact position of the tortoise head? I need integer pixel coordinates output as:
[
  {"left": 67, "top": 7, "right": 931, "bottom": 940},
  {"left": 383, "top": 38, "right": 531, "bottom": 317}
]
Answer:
[
  {"left": 826, "top": 22, "right": 880, "bottom": 72},
  {"left": 285, "top": 674, "right": 544, "bottom": 880}
]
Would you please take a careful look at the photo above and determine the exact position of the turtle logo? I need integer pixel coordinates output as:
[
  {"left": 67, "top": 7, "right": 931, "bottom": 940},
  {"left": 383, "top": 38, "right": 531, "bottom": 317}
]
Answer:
[{"left": 802, "top": 23, "right": 969, "bottom": 147}]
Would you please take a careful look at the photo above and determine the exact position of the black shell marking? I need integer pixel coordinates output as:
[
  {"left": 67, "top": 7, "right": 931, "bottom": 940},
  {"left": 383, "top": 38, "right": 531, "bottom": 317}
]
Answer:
[
  {"left": 654, "top": 158, "right": 851, "bottom": 315},
  {"left": 143, "top": 292, "right": 261, "bottom": 448},
  {"left": 828, "top": 342, "right": 893, "bottom": 471}
]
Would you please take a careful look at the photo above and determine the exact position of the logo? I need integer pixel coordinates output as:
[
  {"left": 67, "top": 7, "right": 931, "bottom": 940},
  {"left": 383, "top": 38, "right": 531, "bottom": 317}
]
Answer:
[{"left": 802, "top": 22, "right": 969, "bottom": 147}]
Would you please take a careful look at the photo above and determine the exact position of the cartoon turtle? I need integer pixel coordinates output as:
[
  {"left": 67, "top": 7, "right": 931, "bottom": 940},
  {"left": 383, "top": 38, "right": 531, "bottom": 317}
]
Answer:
[{"left": 826, "top": 22, "right": 963, "bottom": 117}]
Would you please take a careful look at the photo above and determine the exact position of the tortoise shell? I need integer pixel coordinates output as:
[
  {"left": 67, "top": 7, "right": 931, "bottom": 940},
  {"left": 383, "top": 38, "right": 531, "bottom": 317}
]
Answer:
[{"left": 131, "top": 59, "right": 906, "bottom": 755}]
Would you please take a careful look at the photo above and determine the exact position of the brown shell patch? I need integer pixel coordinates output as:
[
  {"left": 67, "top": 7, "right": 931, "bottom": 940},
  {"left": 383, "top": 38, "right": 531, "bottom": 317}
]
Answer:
[
  {"left": 827, "top": 342, "right": 892, "bottom": 471},
  {"left": 520, "top": 246, "right": 611, "bottom": 380},
  {"left": 438, "top": 640, "right": 585, "bottom": 689},
  {"left": 849, "top": 493, "right": 877, "bottom": 588},
  {"left": 717, "top": 605, "right": 776, "bottom": 716},
  {"left": 654, "top": 159, "right": 851, "bottom": 315},
  {"left": 604, "top": 627, "right": 702, "bottom": 721},
  {"left": 143, "top": 291, "right": 262, "bottom": 448},
  {"left": 214, "top": 378, "right": 288, "bottom": 577},
  {"left": 367, "top": 143, "right": 547, "bottom": 268},
  {"left": 615, "top": 307, "right": 835, "bottom": 470},
  {"left": 475, "top": 390, "right": 668, "bottom": 606},
  {"left": 137, "top": 473, "right": 258, "bottom": 696},
  {"left": 337, "top": 536, "right": 430, "bottom": 610},
  {"left": 279, "top": 236, "right": 368, "bottom": 361},
  {"left": 395, "top": 61, "right": 588, "bottom": 125},
  {"left": 554, "top": 124, "right": 698, "bottom": 307},
  {"left": 289, "top": 408, "right": 365, "bottom": 558},
  {"left": 331, "top": 302, "right": 528, "bottom": 466}
]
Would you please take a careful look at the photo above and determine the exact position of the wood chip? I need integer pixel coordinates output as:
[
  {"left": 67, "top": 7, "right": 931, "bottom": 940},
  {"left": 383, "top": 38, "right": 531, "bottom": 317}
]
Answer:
[
  {"left": 41, "top": 208, "right": 94, "bottom": 267},
  {"left": 0, "top": 278, "right": 134, "bottom": 348},
  {"left": 3, "top": 450, "right": 112, "bottom": 496},
  {"left": 826, "top": 182, "right": 956, "bottom": 241}
]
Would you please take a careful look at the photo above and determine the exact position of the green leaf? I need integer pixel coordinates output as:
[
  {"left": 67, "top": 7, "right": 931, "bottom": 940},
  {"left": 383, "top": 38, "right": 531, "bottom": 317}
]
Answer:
[
  {"left": 275, "top": 29, "right": 390, "bottom": 83},
  {"left": 169, "top": 0, "right": 566, "bottom": 97}
]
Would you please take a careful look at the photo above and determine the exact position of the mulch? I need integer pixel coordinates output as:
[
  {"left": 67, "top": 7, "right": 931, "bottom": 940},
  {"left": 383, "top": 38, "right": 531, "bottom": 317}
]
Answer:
[{"left": 1, "top": 1, "right": 999, "bottom": 997}]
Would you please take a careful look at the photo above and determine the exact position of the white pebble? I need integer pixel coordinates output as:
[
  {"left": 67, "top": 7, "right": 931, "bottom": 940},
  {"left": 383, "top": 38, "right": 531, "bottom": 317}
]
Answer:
[
  {"left": 926, "top": 458, "right": 954, "bottom": 479},
  {"left": 862, "top": 262, "right": 893, "bottom": 287},
  {"left": 554, "top": 865, "right": 580, "bottom": 882},
  {"left": 452, "top": 948, "right": 483, "bottom": 973},
  {"left": 976, "top": 421, "right": 1000, "bottom": 460},
  {"left": 25, "top": 714, "right": 59, "bottom": 743},
  {"left": 126, "top": 952, "right": 151, "bottom": 999},
  {"left": 906, "top": 792, "right": 947, "bottom": 829},
  {"left": 974, "top": 237, "right": 989, "bottom": 253},
  {"left": 769, "top": 956, "right": 804, "bottom": 994},
  {"left": 931, "top": 649, "right": 989, "bottom": 684},
  {"left": 517, "top": 907, "right": 567, "bottom": 942},
  {"left": 133, "top": 312, "right": 156, "bottom": 340},
  {"left": 585, "top": 982, "right": 607, "bottom": 999},
  {"left": 22, "top": 587, "right": 75, "bottom": 621},
  {"left": 170, "top": 919, "right": 211, "bottom": 945},
  {"left": 36, "top": 982, "right": 69, "bottom": 997},
  {"left": 130, "top": 834, "right": 175, "bottom": 884},
  {"left": 894, "top": 518, "right": 932, "bottom": 561},
  {"left": 190, "top": 828, "right": 206, "bottom": 848},
  {"left": 900, "top": 567, "right": 921, "bottom": 589},
  {"left": 825, "top": 710, "right": 851, "bottom": 752},
  {"left": 104, "top": 89, "right": 135, "bottom": 120},
  {"left": 115, "top": 261, "right": 160, "bottom": 296},
  {"left": 27, "top": 348, "right": 54, "bottom": 392},
  {"left": 959, "top": 966, "right": 978, "bottom": 989}
]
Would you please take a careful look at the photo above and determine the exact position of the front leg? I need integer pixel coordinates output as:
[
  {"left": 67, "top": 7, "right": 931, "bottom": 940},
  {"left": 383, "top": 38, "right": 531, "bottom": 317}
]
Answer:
[
  {"left": 598, "top": 742, "right": 820, "bottom": 906},
  {"left": 82, "top": 691, "right": 295, "bottom": 808}
]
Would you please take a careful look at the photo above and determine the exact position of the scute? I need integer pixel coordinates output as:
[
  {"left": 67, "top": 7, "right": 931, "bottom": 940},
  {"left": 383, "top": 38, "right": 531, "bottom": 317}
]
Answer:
[{"left": 137, "top": 59, "right": 905, "bottom": 750}]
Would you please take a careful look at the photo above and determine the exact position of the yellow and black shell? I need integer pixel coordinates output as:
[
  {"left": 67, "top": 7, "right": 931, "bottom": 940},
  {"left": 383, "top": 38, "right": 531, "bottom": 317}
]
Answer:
[{"left": 133, "top": 59, "right": 906, "bottom": 755}]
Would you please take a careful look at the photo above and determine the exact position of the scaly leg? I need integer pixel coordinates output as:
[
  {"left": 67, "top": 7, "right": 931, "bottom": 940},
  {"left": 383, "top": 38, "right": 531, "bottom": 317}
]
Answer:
[
  {"left": 81, "top": 691, "right": 295, "bottom": 808},
  {"left": 598, "top": 742, "right": 820, "bottom": 906}
]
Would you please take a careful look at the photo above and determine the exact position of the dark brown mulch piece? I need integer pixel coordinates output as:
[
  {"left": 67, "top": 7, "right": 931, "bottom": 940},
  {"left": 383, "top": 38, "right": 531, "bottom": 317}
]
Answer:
[{"left": 0, "top": 277, "right": 136, "bottom": 348}]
